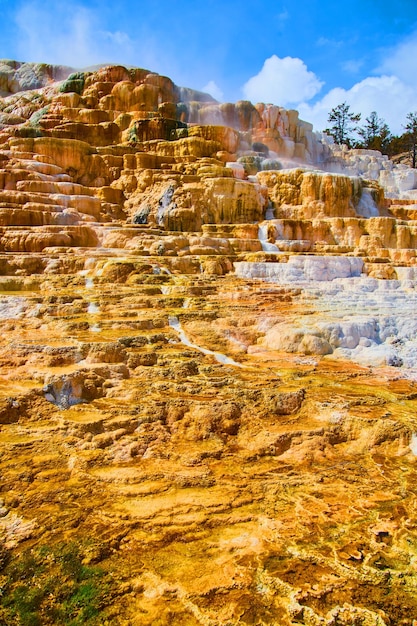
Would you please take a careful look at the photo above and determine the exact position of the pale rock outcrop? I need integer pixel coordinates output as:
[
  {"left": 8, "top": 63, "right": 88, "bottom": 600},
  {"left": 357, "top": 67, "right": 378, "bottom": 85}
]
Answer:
[
  {"left": 257, "top": 168, "right": 367, "bottom": 219},
  {"left": 187, "top": 125, "right": 240, "bottom": 154},
  {"left": 126, "top": 174, "right": 268, "bottom": 231},
  {"left": 234, "top": 256, "right": 364, "bottom": 283},
  {"left": 0, "top": 60, "right": 73, "bottom": 95},
  {"left": 321, "top": 141, "right": 417, "bottom": 199}
]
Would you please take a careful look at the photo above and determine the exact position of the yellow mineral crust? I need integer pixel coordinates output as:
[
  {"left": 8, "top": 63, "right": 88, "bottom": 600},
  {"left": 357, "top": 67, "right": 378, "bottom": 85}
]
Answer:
[
  {"left": 258, "top": 169, "right": 364, "bottom": 218},
  {"left": 0, "top": 63, "right": 416, "bottom": 626}
]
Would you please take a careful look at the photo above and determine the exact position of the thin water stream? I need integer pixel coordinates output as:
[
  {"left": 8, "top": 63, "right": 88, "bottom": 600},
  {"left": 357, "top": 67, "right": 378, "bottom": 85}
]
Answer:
[
  {"left": 258, "top": 223, "right": 280, "bottom": 252},
  {"left": 168, "top": 315, "right": 244, "bottom": 367}
]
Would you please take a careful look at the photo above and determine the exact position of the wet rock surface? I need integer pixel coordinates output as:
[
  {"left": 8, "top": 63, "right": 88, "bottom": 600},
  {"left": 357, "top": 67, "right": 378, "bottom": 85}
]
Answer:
[
  {"left": 0, "top": 63, "right": 416, "bottom": 625},
  {"left": 0, "top": 268, "right": 416, "bottom": 625}
]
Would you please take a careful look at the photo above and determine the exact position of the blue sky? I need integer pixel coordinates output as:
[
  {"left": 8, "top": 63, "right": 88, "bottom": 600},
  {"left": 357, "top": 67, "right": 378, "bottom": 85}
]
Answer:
[{"left": 1, "top": 0, "right": 417, "bottom": 134}]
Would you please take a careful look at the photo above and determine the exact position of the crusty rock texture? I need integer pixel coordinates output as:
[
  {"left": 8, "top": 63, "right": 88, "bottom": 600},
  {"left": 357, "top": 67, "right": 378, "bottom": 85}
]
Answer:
[{"left": 0, "top": 62, "right": 416, "bottom": 626}]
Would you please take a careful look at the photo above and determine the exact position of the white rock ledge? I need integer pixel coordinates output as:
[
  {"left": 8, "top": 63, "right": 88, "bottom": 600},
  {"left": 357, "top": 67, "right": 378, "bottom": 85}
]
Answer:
[
  {"left": 234, "top": 256, "right": 364, "bottom": 282},
  {"left": 235, "top": 257, "right": 417, "bottom": 374}
]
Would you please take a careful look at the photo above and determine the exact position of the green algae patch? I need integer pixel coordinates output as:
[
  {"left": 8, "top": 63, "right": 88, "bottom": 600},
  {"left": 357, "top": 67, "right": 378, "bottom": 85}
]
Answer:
[
  {"left": 59, "top": 72, "right": 87, "bottom": 96},
  {"left": 0, "top": 541, "right": 113, "bottom": 625}
]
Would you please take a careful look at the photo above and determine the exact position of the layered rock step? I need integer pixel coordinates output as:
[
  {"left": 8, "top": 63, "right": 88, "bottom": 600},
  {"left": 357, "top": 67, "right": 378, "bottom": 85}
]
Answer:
[
  {"left": 0, "top": 149, "right": 124, "bottom": 227},
  {"left": 0, "top": 62, "right": 417, "bottom": 625}
]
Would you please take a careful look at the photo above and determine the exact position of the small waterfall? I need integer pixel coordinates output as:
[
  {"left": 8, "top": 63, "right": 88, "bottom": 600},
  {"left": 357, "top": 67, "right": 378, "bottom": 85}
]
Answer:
[
  {"left": 87, "top": 302, "right": 100, "bottom": 314},
  {"left": 153, "top": 265, "right": 172, "bottom": 275},
  {"left": 356, "top": 189, "right": 379, "bottom": 218},
  {"left": 258, "top": 223, "right": 280, "bottom": 252},
  {"left": 157, "top": 185, "right": 175, "bottom": 225},
  {"left": 265, "top": 202, "right": 275, "bottom": 220},
  {"left": 86, "top": 298, "right": 101, "bottom": 332}
]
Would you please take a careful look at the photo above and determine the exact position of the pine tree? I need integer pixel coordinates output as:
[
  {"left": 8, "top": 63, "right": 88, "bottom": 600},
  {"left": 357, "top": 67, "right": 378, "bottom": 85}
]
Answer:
[
  {"left": 357, "top": 111, "right": 391, "bottom": 153},
  {"left": 404, "top": 112, "right": 417, "bottom": 168},
  {"left": 324, "top": 102, "right": 361, "bottom": 147}
]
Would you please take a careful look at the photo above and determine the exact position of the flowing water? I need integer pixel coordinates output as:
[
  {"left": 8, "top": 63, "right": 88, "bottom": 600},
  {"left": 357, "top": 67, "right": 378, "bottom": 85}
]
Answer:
[{"left": 168, "top": 315, "right": 244, "bottom": 367}]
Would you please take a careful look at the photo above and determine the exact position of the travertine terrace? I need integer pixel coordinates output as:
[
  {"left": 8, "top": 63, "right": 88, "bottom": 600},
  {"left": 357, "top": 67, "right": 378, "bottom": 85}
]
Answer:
[{"left": 0, "top": 60, "right": 416, "bottom": 625}]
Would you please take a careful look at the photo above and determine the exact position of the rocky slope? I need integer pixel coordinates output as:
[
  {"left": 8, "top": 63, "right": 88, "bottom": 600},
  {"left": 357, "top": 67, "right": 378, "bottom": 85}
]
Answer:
[{"left": 0, "top": 62, "right": 416, "bottom": 625}]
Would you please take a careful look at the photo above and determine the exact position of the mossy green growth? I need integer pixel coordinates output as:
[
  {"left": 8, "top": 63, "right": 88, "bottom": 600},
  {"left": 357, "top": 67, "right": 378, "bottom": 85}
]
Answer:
[
  {"left": 21, "top": 104, "right": 50, "bottom": 137},
  {"left": 0, "top": 541, "right": 112, "bottom": 625},
  {"left": 237, "top": 155, "right": 264, "bottom": 175},
  {"left": 29, "top": 106, "right": 49, "bottom": 128},
  {"left": 261, "top": 158, "right": 282, "bottom": 171},
  {"left": 59, "top": 72, "right": 86, "bottom": 95},
  {"left": 17, "top": 126, "right": 43, "bottom": 138},
  {"left": 127, "top": 123, "right": 138, "bottom": 144}
]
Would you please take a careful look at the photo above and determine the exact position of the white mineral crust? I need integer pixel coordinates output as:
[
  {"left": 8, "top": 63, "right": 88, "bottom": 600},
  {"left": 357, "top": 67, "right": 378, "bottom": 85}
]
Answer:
[{"left": 234, "top": 257, "right": 417, "bottom": 374}]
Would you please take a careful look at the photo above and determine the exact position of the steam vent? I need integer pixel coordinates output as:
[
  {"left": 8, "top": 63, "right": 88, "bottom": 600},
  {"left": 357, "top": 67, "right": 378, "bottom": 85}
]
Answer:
[{"left": 1, "top": 60, "right": 417, "bottom": 625}]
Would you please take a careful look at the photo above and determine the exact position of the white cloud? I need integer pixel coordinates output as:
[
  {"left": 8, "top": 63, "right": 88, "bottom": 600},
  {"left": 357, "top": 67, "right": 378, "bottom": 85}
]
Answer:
[
  {"left": 341, "top": 59, "right": 364, "bottom": 74},
  {"left": 316, "top": 37, "right": 343, "bottom": 48},
  {"left": 274, "top": 9, "right": 289, "bottom": 30},
  {"left": 297, "top": 75, "right": 417, "bottom": 135},
  {"left": 242, "top": 55, "right": 324, "bottom": 106},
  {"left": 242, "top": 31, "right": 417, "bottom": 137},
  {"left": 202, "top": 80, "right": 223, "bottom": 101},
  {"left": 297, "top": 29, "right": 417, "bottom": 136},
  {"left": 376, "top": 30, "right": 417, "bottom": 87},
  {"left": 15, "top": 1, "right": 133, "bottom": 68}
]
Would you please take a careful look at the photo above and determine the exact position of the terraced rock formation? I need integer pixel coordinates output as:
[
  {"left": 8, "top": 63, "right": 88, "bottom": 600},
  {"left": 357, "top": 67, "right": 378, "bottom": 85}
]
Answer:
[{"left": 0, "top": 62, "right": 416, "bottom": 625}]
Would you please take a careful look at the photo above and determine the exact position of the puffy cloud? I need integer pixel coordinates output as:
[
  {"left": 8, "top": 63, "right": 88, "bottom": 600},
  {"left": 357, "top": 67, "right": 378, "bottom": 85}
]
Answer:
[
  {"left": 242, "top": 31, "right": 417, "bottom": 136},
  {"left": 242, "top": 55, "right": 324, "bottom": 106},
  {"left": 297, "top": 75, "right": 416, "bottom": 135},
  {"left": 297, "top": 28, "right": 417, "bottom": 136},
  {"left": 202, "top": 80, "right": 223, "bottom": 101},
  {"left": 241, "top": 31, "right": 417, "bottom": 136}
]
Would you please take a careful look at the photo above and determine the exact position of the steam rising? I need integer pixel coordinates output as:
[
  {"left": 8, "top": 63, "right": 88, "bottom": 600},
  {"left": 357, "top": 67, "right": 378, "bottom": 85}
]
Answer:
[{"left": 15, "top": 2, "right": 134, "bottom": 67}]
